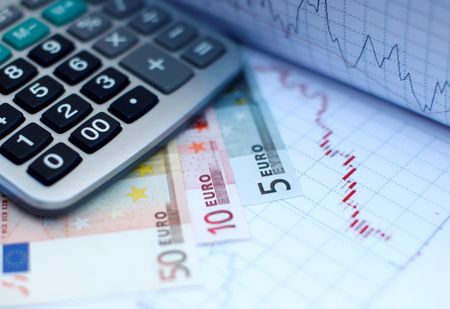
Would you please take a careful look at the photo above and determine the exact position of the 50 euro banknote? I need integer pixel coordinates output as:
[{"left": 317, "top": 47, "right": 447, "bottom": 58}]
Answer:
[{"left": 0, "top": 145, "right": 199, "bottom": 307}]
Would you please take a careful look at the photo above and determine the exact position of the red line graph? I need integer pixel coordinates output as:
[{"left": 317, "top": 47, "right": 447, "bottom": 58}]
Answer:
[{"left": 254, "top": 65, "right": 391, "bottom": 240}]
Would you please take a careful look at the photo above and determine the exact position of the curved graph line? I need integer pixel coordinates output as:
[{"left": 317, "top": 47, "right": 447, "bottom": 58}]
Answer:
[{"left": 225, "top": 0, "right": 450, "bottom": 113}]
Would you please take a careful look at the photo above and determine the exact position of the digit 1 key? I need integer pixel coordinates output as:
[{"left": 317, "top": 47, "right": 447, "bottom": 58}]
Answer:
[{"left": 0, "top": 123, "right": 53, "bottom": 164}]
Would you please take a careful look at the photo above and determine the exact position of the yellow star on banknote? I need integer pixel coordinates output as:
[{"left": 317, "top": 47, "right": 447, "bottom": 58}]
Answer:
[
  {"left": 127, "top": 186, "right": 148, "bottom": 202},
  {"left": 135, "top": 163, "right": 153, "bottom": 176}
]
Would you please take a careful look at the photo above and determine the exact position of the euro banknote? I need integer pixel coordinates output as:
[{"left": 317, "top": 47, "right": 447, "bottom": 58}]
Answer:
[
  {"left": 174, "top": 109, "right": 251, "bottom": 244},
  {"left": 0, "top": 145, "right": 199, "bottom": 306},
  {"left": 212, "top": 78, "right": 302, "bottom": 205}
]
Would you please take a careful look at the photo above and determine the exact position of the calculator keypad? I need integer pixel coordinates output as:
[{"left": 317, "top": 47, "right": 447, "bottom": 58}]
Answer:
[{"left": 0, "top": 0, "right": 233, "bottom": 198}]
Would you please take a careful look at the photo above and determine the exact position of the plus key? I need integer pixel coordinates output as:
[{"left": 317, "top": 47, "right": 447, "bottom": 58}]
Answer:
[
  {"left": 120, "top": 44, "right": 193, "bottom": 94},
  {"left": 0, "top": 103, "right": 24, "bottom": 139}
]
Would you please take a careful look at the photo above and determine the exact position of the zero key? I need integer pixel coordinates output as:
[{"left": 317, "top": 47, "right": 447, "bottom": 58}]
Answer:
[
  {"left": 120, "top": 44, "right": 193, "bottom": 94},
  {"left": 28, "top": 143, "right": 82, "bottom": 186}
]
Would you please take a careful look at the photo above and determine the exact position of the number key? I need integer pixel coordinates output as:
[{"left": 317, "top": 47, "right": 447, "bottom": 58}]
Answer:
[
  {"left": 81, "top": 67, "right": 129, "bottom": 104},
  {"left": 0, "top": 123, "right": 52, "bottom": 165},
  {"left": 14, "top": 76, "right": 65, "bottom": 113},
  {"left": 0, "top": 103, "right": 24, "bottom": 139},
  {"left": 28, "top": 34, "right": 75, "bottom": 67},
  {"left": 28, "top": 143, "right": 82, "bottom": 186},
  {"left": 54, "top": 51, "right": 101, "bottom": 85},
  {"left": 0, "top": 58, "right": 37, "bottom": 95},
  {"left": 69, "top": 112, "right": 121, "bottom": 154},
  {"left": 41, "top": 94, "right": 93, "bottom": 133}
]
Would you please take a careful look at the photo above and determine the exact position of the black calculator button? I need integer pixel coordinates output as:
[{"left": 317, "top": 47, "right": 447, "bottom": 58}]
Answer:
[
  {"left": 21, "top": 0, "right": 52, "bottom": 9},
  {"left": 81, "top": 67, "right": 129, "bottom": 104},
  {"left": 0, "top": 123, "right": 52, "bottom": 165},
  {"left": 14, "top": 76, "right": 65, "bottom": 113},
  {"left": 28, "top": 143, "right": 82, "bottom": 186},
  {"left": 0, "top": 58, "right": 37, "bottom": 95},
  {"left": 0, "top": 6, "right": 23, "bottom": 31},
  {"left": 68, "top": 12, "right": 111, "bottom": 42},
  {"left": 155, "top": 22, "right": 197, "bottom": 51},
  {"left": 120, "top": 44, "right": 194, "bottom": 94},
  {"left": 69, "top": 112, "right": 121, "bottom": 154},
  {"left": 129, "top": 6, "right": 170, "bottom": 35},
  {"left": 182, "top": 38, "right": 225, "bottom": 68},
  {"left": 109, "top": 86, "right": 159, "bottom": 123},
  {"left": 0, "top": 103, "right": 25, "bottom": 139},
  {"left": 28, "top": 34, "right": 75, "bottom": 67},
  {"left": 104, "top": 0, "right": 143, "bottom": 19},
  {"left": 54, "top": 51, "right": 101, "bottom": 85},
  {"left": 41, "top": 94, "right": 93, "bottom": 133}
]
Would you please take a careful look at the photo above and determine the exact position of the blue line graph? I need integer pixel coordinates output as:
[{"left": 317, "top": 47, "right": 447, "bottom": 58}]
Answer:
[{"left": 222, "top": 0, "right": 450, "bottom": 113}]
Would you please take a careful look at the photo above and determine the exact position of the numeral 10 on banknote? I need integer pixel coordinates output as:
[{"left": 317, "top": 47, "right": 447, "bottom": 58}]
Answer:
[{"left": 199, "top": 171, "right": 237, "bottom": 235}]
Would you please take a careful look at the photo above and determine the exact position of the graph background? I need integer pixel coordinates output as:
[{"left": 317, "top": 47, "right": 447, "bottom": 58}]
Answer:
[
  {"left": 30, "top": 50, "right": 450, "bottom": 309},
  {"left": 172, "top": 0, "right": 450, "bottom": 126}
]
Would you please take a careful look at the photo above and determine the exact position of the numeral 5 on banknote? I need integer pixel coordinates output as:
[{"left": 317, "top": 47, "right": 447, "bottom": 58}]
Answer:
[{"left": 213, "top": 78, "right": 302, "bottom": 205}]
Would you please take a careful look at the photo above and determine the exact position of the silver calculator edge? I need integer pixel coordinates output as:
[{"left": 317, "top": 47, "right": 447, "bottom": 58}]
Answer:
[{"left": 0, "top": 0, "right": 242, "bottom": 216}]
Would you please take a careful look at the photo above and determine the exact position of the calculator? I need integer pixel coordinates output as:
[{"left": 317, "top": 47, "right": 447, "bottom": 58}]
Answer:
[{"left": 0, "top": 0, "right": 241, "bottom": 215}]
